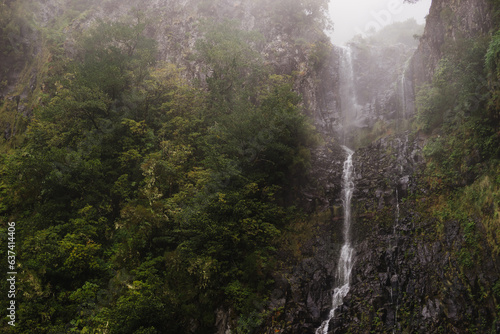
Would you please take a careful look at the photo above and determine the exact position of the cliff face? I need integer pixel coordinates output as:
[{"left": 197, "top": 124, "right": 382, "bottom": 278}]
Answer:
[
  {"left": 0, "top": 0, "right": 339, "bottom": 147},
  {"left": 266, "top": 0, "right": 500, "bottom": 333},
  {"left": 412, "top": 0, "right": 494, "bottom": 87},
  {"left": 310, "top": 0, "right": 500, "bottom": 332},
  {"left": 261, "top": 132, "right": 425, "bottom": 333},
  {"left": 343, "top": 42, "right": 416, "bottom": 144}
]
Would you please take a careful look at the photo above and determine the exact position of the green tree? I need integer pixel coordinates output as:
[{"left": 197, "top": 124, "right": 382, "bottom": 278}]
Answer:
[{"left": 196, "top": 20, "right": 266, "bottom": 115}]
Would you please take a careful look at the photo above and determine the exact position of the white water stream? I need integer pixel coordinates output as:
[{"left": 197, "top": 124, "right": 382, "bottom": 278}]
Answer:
[
  {"left": 339, "top": 46, "right": 361, "bottom": 145},
  {"left": 315, "top": 44, "right": 359, "bottom": 334},
  {"left": 399, "top": 58, "right": 412, "bottom": 130},
  {"left": 316, "top": 146, "right": 355, "bottom": 334}
]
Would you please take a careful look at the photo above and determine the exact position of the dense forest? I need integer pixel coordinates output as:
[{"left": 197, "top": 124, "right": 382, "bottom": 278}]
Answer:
[
  {"left": 0, "top": 0, "right": 327, "bottom": 333},
  {"left": 0, "top": 0, "right": 499, "bottom": 333}
]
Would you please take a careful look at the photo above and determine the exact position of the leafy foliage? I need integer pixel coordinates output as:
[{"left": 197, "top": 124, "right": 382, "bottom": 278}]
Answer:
[
  {"left": 486, "top": 28, "right": 500, "bottom": 121},
  {"left": 417, "top": 36, "right": 499, "bottom": 191},
  {"left": 411, "top": 26, "right": 500, "bottom": 330},
  {"left": 0, "top": 10, "right": 316, "bottom": 334}
]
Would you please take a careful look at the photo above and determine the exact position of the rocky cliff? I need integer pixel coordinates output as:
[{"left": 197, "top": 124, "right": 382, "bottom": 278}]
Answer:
[
  {"left": 0, "top": 0, "right": 338, "bottom": 147},
  {"left": 411, "top": 0, "right": 495, "bottom": 87},
  {"left": 260, "top": 0, "right": 500, "bottom": 333}
]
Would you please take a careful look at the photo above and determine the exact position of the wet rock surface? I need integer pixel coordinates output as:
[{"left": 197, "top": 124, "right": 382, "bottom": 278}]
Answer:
[
  {"left": 332, "top": 212, "right": 500, "bottom": 333},
  {"left": 269, "top": 0, "right": 500, "bottom": 332},
  {"left": 349, "top": 42, "right": 417, "bottom": 124},
  {"left": 262, "top": 132, "right": 423, "bottom": 333},
  {"left": 265, "top": 127, "right": 500, "bottom": 333}
]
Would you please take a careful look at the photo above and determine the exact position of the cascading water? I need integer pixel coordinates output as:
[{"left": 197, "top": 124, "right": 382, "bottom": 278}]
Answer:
[
  {"left": 338, "top": 46, "right": 360, "bottom": 145},
  {"left": 391, "top": 134, "right": 408, "bottom": 332},
  {"left": 316, "top": 146, "right": 355, "bottom": 334},
  {"left": 315, "top": 44, "right": 360, "bottom": 334},
  {"left": 399, "top": 58, "right": 414, "bottom": 126},
  {"left": 400, "top": 62, "right": 408, "bottom": 117}
]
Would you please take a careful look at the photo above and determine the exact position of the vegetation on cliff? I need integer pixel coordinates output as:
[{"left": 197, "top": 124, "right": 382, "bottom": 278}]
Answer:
[
  {"left": 0, "top": 0, "right": 328, "bottom": 332},
  {"left": 1, "top": 0, "right": 500, "bottom": 333}
]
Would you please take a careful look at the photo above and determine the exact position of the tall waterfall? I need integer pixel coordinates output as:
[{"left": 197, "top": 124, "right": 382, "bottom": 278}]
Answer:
[
  {"left": 391, "top": 133, "right": 408, "bottom": 331},
  {"left": 339, "top": 46, "right": 360, "bottom": 145},
  {"left": 399, "top": 58, "right": 414, "bottom": 125},
  {"left": 401, "top": 74, "right": 406, "bottom": 114},
  {"left": 316, "top": 146, "right": 355, "bottom": 334}
]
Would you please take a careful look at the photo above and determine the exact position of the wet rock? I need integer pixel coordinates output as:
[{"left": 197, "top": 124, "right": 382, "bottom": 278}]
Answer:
[
  {"left": 4, "top": 123, "right": 11, "bottom": 140},
  {"left": 215, "top": 308, "right": 234, "bottom": 334},
  {"left": 422, "top": 299, "right": 441, "bottom": 319}
]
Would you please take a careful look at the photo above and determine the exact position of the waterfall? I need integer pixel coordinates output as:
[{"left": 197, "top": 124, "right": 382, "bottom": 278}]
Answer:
[
  {"left": 391, "top": 133, "right": 408, "bottom": 332},
  {"left": 339, "top": 46, "right": 360, "bottom": 145},
  {"left": 316, "top": 146, "right": 355, "bottom": 334},
  {"left": 399, "top": 58, "right": 412, "bottom": 125},
  {"left": 400, "top": 67, "right": 407, "bottom": 118},
  {"left": 393, "top": 189, "right": 400, "bottom": 333},
  {"left": 315, "top": 44, "right": 359, "bottom": 334}
]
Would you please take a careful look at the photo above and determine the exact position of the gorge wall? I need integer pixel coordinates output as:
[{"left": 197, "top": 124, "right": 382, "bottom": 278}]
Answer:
[
  {"left": 255, "top": 0, "right": 500, "bottom": 333},
  {"left": 0, "top": 0, "right": 337, "bottom": 146},
  {"left": 411, "top": 0, "right": 495, "bottom": 86}
]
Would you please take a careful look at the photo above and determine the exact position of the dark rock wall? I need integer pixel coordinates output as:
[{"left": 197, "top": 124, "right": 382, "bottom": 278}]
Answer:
[
  {"left": 336, "top": 211, "right": 500, "bottom": 333},
  {"left": 0, "top": 0, "right": 342, "bottom": 148},
  {"left": 267, "top": 0, "right": 500, "bottom": 333},
  {"left": 265, "top": 131, "right": 425, "bottom": 333},
  {"left": 352, "top": 133, "right": 423, "bottom": 242},
  {"left": 411, "top": 0, "right": 494, "bottom": 88},
  {"left": 325, "top": 0, "right": 500, "bottom": 332}
]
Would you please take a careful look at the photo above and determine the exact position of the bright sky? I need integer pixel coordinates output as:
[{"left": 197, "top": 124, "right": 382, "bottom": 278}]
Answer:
[{"left": 328, "top": 0, "right": 432, "bottom": 45}]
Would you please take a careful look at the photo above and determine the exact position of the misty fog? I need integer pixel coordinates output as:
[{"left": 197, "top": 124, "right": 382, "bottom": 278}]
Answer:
[{"left": 328, "top": 0, "right": 432, "bottom": 44}]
